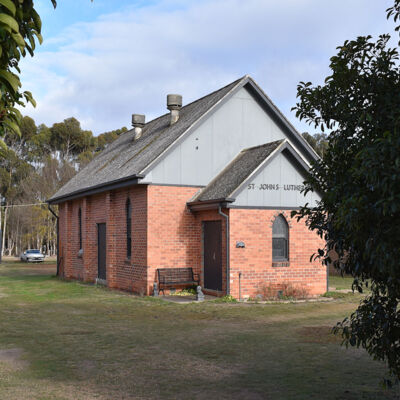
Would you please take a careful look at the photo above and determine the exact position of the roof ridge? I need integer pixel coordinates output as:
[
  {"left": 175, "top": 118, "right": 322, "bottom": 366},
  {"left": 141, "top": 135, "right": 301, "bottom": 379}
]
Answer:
[
  {"left": 125, "top": 75, "right": 247, "bottom": 132},
  {"left": 180, "top": 75, "right": 246, "bottom": 109}
]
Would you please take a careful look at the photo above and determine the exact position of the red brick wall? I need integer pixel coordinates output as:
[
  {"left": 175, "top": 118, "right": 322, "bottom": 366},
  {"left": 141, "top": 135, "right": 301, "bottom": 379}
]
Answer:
[
  {"left": 58, "top": 200, "right": 84, "bottom": 280},
  {"left": 58, "top": 185, "right": 148, "bottom": 293},
  {"left": 229, "top": 209, "right": 327, "bottom": 298},
  {"left": 58, "top": 185, "right": 326, "bottom": 299},
  {"left": 146, "top": 187, "right": 229, "bottom": 296},
  {"left": 146, "top": 185, "right": 200, "bottom": 294}
]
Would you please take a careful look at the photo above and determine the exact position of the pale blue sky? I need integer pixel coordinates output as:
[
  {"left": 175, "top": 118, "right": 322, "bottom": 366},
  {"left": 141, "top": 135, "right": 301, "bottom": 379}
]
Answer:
[{"left": 20, "top": 0, "right": 394, "bottom": 134}]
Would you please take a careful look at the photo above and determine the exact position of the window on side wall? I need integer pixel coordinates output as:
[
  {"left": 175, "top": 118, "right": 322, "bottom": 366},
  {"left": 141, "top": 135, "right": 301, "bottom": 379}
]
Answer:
[
  {"left": 78, "top": 208, "right": 82, "bottom": 250},
  {"left": 272, "top": 214, "right": 289, "bottom": 261},
  {"left": 126, "top": 199, "right": 132, "bottom": 259}
]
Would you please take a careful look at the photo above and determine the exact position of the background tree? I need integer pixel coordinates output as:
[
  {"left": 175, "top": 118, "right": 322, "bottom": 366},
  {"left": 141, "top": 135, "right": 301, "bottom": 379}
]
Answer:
[
  {"left": 0, "top": 114, "right": 124, "bottom": 256},
  {"left": 292, "top": 0, "right": 400, "bottom": 381},
  {"left": 302, "top": 132, "right": 329, "bottom": 157},
  {"left": 49, "top": 117, "right": 93, "bottom": 161}
]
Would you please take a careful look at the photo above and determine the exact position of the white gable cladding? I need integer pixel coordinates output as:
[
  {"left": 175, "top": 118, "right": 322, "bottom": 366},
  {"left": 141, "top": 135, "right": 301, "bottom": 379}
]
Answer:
[
  {"left": 233, "top": 151, "right": 320, "bottom": 208},
  {"left": 145, "top": 86, "right": 305, "bottom": 186}
]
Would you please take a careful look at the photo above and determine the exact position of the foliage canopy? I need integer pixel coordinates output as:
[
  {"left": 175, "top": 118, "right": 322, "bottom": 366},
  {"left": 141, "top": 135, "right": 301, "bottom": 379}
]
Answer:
[
  {"left": 292, "top": 0, "right": 400, "bottom": 380},
  {"left": 0, "top": 0, "right": 57, "bottom": 142}
]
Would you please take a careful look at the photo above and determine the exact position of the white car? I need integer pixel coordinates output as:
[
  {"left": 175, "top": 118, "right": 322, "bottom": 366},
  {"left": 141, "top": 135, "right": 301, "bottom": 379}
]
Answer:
[{"left": 20, "top": 249, "right": 45, "bottom": 263}]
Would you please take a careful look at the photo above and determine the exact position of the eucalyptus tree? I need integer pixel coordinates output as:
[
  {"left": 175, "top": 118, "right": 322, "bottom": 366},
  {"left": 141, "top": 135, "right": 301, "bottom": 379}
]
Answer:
[{"left": 302, "top": 132, "right": 328, "bottom": 157}]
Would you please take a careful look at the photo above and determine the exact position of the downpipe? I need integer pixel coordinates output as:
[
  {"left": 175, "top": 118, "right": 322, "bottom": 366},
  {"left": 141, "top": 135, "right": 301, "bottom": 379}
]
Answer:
[
  {"left": 47, "top": 204, "right": 59, "bottom": 276},
  {"left": 218, "top": 206, "right": 230, "bottom": 296},
  {"left": 238, "top": 271, "right": 242, "bottom": 301}
]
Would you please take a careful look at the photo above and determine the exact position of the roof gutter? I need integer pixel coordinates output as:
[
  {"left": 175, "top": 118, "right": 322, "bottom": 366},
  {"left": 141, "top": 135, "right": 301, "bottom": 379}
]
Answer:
[
  {"left": 187, "top": 198, "right": 235, "bottom": 212},
  {"left": 47, "top": 174, "right": 145, "bottom": 204},
  {"left": 218, "top": 205, "right": 230, "bottom": 296}
]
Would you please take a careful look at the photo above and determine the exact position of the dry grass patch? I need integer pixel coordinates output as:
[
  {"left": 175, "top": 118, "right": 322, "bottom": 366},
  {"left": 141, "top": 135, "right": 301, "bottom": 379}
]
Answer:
[
  {"left": 297, "top": 326, "right": 343, "bottom": 344},
  {"left": 0, "top": 348, "right": 28, "bottom": 371}
]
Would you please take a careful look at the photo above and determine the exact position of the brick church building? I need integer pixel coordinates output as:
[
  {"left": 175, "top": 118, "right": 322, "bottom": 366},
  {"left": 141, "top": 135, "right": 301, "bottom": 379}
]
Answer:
[{"left": 48, "top": 76, "right": 327, "bottom": 299}]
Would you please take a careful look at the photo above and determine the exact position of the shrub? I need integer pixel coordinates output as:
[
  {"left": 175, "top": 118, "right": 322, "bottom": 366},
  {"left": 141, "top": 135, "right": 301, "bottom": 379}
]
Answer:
[
  {"left": 256, "top": 281, "right": 310, "bottom": 301},
  {"left": 213, "top": 295, "right": 237, "bottom": 303},
  {"left": 173, "top": 288, "right": 197, "bottom": 296}
]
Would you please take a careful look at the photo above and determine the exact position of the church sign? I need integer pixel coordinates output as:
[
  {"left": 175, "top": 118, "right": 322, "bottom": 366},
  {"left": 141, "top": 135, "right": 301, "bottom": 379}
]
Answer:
[{"left": 247, "top": 183, "right": 305, "bottom": 192}]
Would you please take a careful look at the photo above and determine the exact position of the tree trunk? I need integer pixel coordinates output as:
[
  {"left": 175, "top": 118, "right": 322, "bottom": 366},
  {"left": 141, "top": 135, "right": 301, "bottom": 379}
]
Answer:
[
  {"left": 2, "top": 206, "right": 7, "bottom": 257},
  {"left": 7, "top": 236, "right": 14, "bottom": 256},
  {"left": 15, "top": 218, "right": 19, "bottom": 256}
]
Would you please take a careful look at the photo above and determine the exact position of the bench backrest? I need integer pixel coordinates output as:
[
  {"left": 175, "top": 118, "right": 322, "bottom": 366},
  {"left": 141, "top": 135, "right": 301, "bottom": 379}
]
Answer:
[{"left": 157, "top": 268, "right": 195, "bottom": 284}]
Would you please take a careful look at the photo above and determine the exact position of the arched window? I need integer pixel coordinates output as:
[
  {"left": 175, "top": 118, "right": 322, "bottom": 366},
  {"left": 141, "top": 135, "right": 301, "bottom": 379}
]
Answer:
[
  {"left": 78, "top": 208, "right": 82, "bottom": 250},
  {"left": 272, "top": 214, "right": 289, "bottom": 261},
  {"left": 126, "top": 199, "right": 132, "bottom": 258}
]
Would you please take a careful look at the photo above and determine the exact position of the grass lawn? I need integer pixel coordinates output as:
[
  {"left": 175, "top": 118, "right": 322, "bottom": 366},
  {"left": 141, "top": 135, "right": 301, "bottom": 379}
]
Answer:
[
  {"left": 0, "top": 261, "right": 397, "bottom": 400},
  {"left": 329, "top": 275, "right": 355, "bottom": 290}
]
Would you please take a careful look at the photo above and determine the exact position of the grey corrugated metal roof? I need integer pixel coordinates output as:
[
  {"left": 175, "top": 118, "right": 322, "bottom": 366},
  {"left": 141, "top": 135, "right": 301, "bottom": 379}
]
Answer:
[
  {"left": 48, "top": 76, "right": 245, "bottom": 203},
  {"left": 192, "top": 140, "right": 284, "bottom": 202}
]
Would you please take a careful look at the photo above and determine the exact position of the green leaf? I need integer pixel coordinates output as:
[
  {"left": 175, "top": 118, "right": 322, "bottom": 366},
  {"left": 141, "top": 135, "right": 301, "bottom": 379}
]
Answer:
[
  {"left": 27, "top": 32, "right": 36, "bottom": 51},
  {"left": 11, "top": 32, "right": 25, "bottom": 49},
  {"left": 31, "top": 8, "right": 41, "bottom": 31},
  {"left": 8, "top": 107, "right": 21, "bottom": 120},
  {"left": 32, "top": 30, "right": 43, "bottom": 45},
  {"left": 0, "top": 138, "right": 7, "bottom": 151},
  {"left": 3, "top": 119, "right": 21, "bottom": 136},
  {"left": 0, "top": 0, "right": 16, "bottom": 16},
  {"left": 0, "top": 69, "right": 20, "bottom": 92},
  {"left": 0, "top": 13, "right": 19, "bottom": 32},
  {"left": 23, "top": 90, "right": 36, "bottom": 107}
]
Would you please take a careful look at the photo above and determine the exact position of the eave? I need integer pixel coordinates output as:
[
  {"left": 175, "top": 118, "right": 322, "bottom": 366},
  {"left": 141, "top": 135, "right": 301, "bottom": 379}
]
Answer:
[
  {"left": 47, "top": 174, "right": 145, "bottom": 205},
  {"left": 187, "top": 198, "right": 235, "bottom": 212}
]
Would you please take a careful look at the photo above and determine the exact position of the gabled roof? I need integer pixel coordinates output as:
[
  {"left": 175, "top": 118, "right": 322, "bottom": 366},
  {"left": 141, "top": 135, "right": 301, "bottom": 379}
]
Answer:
[
  {"left": 188, "top": 139, "right": 310, "bottom": 206},
  {"left": 48, "top": 77, "right": 244, "bottom": 204},
  {"left": 48, "top": 75, "right": 318, "bottom": 204}
]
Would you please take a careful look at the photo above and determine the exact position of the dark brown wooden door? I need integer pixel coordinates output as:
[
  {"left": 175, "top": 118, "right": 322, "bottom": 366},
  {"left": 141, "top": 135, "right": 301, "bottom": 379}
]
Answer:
[
  {"left": 97, "top": 223, "right": 107, "bottom": 280},
  {"left": 203, "top": 221, "right": 222, "bottom": 291}
]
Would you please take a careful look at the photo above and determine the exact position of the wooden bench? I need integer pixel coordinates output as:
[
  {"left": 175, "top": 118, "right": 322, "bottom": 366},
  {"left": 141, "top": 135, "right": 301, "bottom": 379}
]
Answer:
[{"left": 157, "top": 267, "right": 199, "bottom": 294}]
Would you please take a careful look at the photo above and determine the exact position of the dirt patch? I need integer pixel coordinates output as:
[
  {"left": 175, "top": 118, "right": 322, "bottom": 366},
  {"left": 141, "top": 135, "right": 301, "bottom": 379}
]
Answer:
[
  {"left": 297, "top": 326, "right": 343, "bottom": 344},
  {"left": 0, "top": 348, "right": 28, "bottom": 370}
]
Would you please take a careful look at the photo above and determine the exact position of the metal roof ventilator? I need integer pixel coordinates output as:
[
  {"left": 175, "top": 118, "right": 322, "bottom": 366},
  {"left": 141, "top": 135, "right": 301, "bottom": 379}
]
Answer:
[
  {"left": 167, "top": 94, "right": 182, "bottom": 125},
  {"left": 132, "top": 114, "right": 145, "bottom": 140}
]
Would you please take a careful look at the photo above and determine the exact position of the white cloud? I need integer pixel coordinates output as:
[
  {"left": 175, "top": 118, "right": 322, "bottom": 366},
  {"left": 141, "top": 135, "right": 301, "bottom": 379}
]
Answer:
[{"left": 19, "top": 0, "right": 394, "bottom": 134}]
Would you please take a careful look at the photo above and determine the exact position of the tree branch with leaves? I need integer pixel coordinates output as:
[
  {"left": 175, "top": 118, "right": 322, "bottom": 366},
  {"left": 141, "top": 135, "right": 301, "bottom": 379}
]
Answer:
[
  {"left": 292, "top": 0, "right": 400, "bottom": 383},
  {"left": 0, "top": 0, "right": 57, "bottom": 145}
]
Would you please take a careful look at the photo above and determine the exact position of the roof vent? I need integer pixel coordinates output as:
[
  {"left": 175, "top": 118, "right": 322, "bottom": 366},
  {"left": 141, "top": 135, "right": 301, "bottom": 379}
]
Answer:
[
  {"left": 132, "top": 114, "right": 145, "bottom": 140},
  {"left": 167, "top": 94, "right": 182, "bottom": 125}
]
